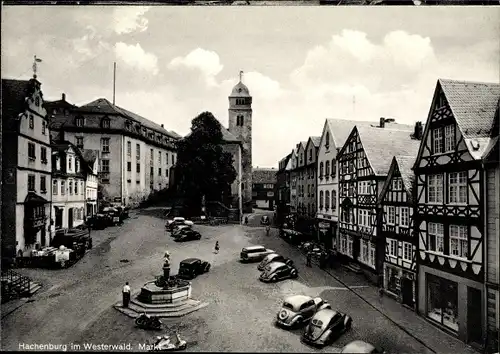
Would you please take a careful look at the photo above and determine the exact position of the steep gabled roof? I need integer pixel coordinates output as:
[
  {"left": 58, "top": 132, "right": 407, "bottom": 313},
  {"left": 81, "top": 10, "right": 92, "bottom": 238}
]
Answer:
[
  {"left": 325, "top": 118, "right": 374, "bottom": 150},
  {"left": 299, "top": 141, "right": 308, "bottom": 150},
  {"left": 377, "top": 155, "right": 417, "bottom": 205},
  {"left": 309, "top": 136, "right": 321, "bottom": 147},
  {"left": 2, "top": 79, "right": 32, "bottom": 122},
  {"left": 79, "top": 98, "right": 180, "bottom": 139},
  {"left": 252, "top": 168, "right": 277, "bottom": 184},
  {"left": 355, "top": 125, "right": 419, "bottom": 176}
]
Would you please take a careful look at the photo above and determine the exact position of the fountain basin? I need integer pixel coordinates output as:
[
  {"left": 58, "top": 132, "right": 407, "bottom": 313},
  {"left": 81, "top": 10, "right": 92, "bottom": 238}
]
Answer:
[{"left": 137, "top": 280, "right": 192, "bottom": 304}]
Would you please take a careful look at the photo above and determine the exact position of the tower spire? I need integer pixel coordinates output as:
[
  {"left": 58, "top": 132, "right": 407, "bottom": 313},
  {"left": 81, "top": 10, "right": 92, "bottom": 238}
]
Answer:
[
  {"left": 239, "top": 70, "right": 244, "bottom": 83},
  {"left": 32, "top": 55, "right": 42, "bottom": 79}
]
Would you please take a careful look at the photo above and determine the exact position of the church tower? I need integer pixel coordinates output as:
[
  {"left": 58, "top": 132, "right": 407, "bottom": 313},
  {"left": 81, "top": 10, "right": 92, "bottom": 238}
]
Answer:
[{"left": 228, "top": 71, "right": 253, "bottom": 213}]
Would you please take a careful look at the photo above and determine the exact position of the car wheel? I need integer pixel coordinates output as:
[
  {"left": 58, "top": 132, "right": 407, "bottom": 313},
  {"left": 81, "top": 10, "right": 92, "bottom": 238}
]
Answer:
[
  {"left": 271, "top": 276, "right": 277, "bottom": 282},
  {"left": 206, "top": 265, "right": 211, "bottom": 272},
  {"left": 291, "top": 271, "right": 298, "bottom": 278},
  {"left": 346, "top": 320, "right": 352, "bottom": 330}
]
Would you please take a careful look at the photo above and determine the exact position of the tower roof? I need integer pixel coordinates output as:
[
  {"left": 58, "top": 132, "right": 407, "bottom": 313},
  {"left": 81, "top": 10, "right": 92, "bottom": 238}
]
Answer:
[{"left": 230, "top": 81, "right": 251, "bottom": 97}]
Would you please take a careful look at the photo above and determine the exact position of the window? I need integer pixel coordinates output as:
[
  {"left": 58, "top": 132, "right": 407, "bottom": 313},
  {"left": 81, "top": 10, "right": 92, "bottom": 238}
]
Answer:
[
  {"left": 42, "top": 120, "right": 46, "bottom": 134},
  {"left": 444, "top": 125, "right": 455, "bottom": 152},
  {"left": 389, "top": 239, "right": 398, "bottom": 257},
  {"left": 393, "top": 178, "right": 402, "bottom": 191},
  {"left": 159, "top": 151, "right": 162, "bottom": 164},
  {"left": 331, "top": 190, "right": 336, "bottom": 212},
  {"left": 325, "top": 160, "right": 330, "bottom": 177},
  {"left": 319, "top": 191, "right": 324, "bottom": 209},
  {"left": 29, "top": 114, "right": 34, "bottom": 129},
  {"left": 403, "top": 242, "right": 412, "bottom": 261},
  {"left": 40, "top": 176, "right": 46, "bottom": 193},
  {"left": 347, "top": 235, "right": 353, "bottom": 257},
  {"left": 387, "top": 206, "right": 395, "bottom": 225},
  {"left": 150, "top": 166, "right": 154, "bottom": 176},
  {"left": 325, "top": 190, "right": 330, "bottom": 210},
  {"left": 427, "top": 274, "right": 458, "bottom": 332},
  {"left": 400, "top": 207, "right": 409, "bottom": 227},
  {"left": 127, "top": 141, "right": 132, "bottom": 157},
  {"left": 428, "top": 222, "right": 444, "bottom": 253},
  {"left": 101, "top": 159, "right": 110, "bottom": 173},
  {"left": 428, "top": 174, "right": 443, "bottom": 203},
  {"left": 125, "top": 120, "right": 132, "bottom": 130},
  {"left": 369, "top": 243, "right": 376, "bottom": 267},
  {"left": 361, "top": 240, "right": 369, "bottom": 263},
  {"left": 166, "top": 153, "right": 169, "bottom": 165},
  {"left": 433, "top": 128, "right": 443, "bottom": 154},
  {"left": 136, "top": 163, "right": 140, "bottom": 173},
  {"left": 69, "top": 181, "right": 73, "bottom": 195},
  {"left": 76, "top": 117, "right": 84, "bottom": 127},
  {"left": 61, "top": 181, "right": 66, "bottom": 195},
  {"left": 331, "top": 160, "right": 336, "bottom": 178},
  {"left": 101, "top": 138, "right": 110, "bottom": 153},
  {"left": 28, "top": 174, "right": 35, "bottom": 191},
  {"left": 158, "top": 168, "right": 162, "bottom": 176},
  {"left": 75, "top": 158, "right": 80, "bottom": 172},
  {"left": 52, "top": 179, "right": 58, "bottom": 195},
  {"left": 101, "top": 118, "right": 110, "bottom": 129},
  {"left": 449, "top": 225, "right": 468, "bottom": 258},
  {"left": 127, "top": 162, "right": 132, "bottom": 172},
  {"left": 68, "top": 157, "right": 73, "bottom": 172},
  {"left": 150, "top": 149, "right": 154, "bottom": 162},
  {"left": 41, "top": 147, "right": 47, "bottom": 164},
  {"left": 81, "top": 181, "right": 84, "bottom": 195},
  {"left": 76, "top": 137, "right": 84, "bottom": 149},
  {"left": 319, "top": 162, "right": 324, "bottom": 178},
  {"left": 136, "top": 144, "right": 140, "bottom": 160},
  {"left": 28, "top": 142, "right": 36, "bottom": 160},
  {"left": 237, "top": 115, "right": 244, "bottom": 126},
  {"left": 449, "top": 171, "right": 467, "bottom": 204},
  {"left": 325, "top": 131, "right": 330, "bottom": 149},
  {"left": 75, "top": 180, "right": 78, "bottom": 194}
]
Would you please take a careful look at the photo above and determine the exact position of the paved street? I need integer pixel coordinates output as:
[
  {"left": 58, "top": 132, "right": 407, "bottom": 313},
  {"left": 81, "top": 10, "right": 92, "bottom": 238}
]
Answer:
[{"left": 1, "top": 208, "right": 474, "bottom": 353}]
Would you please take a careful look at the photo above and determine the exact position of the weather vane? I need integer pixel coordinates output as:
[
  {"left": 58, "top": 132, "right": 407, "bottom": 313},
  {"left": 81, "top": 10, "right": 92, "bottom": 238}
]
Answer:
[
  {"left": 239, "top": 70, "right": 244, "bottom": 83},
  {"left": 32, "top": 55, "right": 42, "bottom": 78}
]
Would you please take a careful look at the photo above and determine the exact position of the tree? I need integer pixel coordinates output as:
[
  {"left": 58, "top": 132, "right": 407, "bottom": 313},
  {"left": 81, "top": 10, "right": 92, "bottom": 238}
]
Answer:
[{"left": 175, "top": 112, "right": 237, "bottom": 215}]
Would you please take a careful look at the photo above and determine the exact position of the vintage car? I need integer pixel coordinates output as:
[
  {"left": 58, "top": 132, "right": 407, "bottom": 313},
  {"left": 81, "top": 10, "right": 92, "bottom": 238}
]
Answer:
[
  {"left": 257, "top": 253, "right": 293, "bottom": 271},
  {"left": 259, "top": 262, "right": 298, "bottom": 283},
  {"left": 340, "top": 340, "right": 384, "bottom": 353},
  {"left": 171, "top": 224, "right": 193, "bottom": 238},
  {"left": 177, "top": 258, "right": 211, "bottom": 280},
  {"left": 260, "top": 215, "right": 270, "bottom": 225},
  {"left": 102, "top": 207, "right": 121, "bottom": 226},
  {"left": 240, "top": 246, "right": 275, "bottom": 263},
  {"left": 275, "top": 295, "right": 332, "bottom": 329},
  {"left": 301, "top": 309, "right": 352, "bottom": 347},
  {"left": 166, "top": 217, "right": 194, "bottom": 232},
  {"left": 173, "top": 229, "right": 202, "bottom": 242}
]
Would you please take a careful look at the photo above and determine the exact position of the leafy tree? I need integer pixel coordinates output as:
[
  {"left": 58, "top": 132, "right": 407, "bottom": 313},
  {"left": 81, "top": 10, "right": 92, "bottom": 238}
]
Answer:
[{"left": 174, "top": 112, "right": 237, "bottom": 215}]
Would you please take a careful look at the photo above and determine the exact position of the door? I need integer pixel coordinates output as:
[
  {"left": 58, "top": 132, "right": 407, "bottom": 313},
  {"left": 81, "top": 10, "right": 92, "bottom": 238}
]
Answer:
[
  {"left": 68, "top": 208, "right": 73, "bottom": 229},
  {"left": 467, "top": 287, "right": 483, "bottom": 344},
  {"left": 55, "top": 208, "right": 63, "bottom": 229},
  {"left": 401, "top": 277, "right": 414, "bottom": 307}
]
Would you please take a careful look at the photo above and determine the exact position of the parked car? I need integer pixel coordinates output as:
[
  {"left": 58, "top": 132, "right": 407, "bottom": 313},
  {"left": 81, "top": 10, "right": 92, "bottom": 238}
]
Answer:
[
  {"left": 259, "top": 262, "right": 298, "bottom": 283},
  {"left": 260, "top": 215, "right": 270, "bottom": 225},
  {"left": 174, "top": 229, "right": 202, "bottom": 242},
  {"left": 177, "top": 258, "right": 211, "bottom": 280},
  {"left": 340, "top": 340, "right": 384, "bottom": 353},
  {"left": 240, "top": 246, "right": 275, "bottom": 263},
  {"left": 166, "top": 217, "right": 193, "bottom": 232},
  {"left": 171, "top": 224, "right": 192, "bottom": 238},
  {"left": 102, "top": 207, "right": 121, "bottom": 226},
  {"left": 258, "top": 253, "right": 293, "bottom": 271},
  {"left": 275, "top": 295, "right": 332, "bottom": 329},
  {"left": 88, "top": 214, "right": 109, "bottom": 230},
  {"left": 301, "top": 309, "right": 352, "bottom": 347}
]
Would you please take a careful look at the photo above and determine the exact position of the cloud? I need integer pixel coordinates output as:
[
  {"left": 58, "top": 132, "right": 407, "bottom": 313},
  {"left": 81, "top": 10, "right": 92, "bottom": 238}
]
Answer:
[
  {"left": 113, "top": 7, "right": 150, "bottom": 34},
  {"left": 168, "top": 48, "right": 224, "bottom": 87},
  {"left": 72, "top": 25, "right": 111, "bottom": 60},
  {"left": 115, "top": 42, "right": 159, "bottom": 75}
]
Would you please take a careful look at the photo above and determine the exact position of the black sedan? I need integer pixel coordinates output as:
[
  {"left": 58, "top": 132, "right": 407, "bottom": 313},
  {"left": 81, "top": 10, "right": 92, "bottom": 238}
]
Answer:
[
  {"left": 174, "top": 229, "right": 202, "bottom": 242},
  {"left": 259, "top": 262, "right": 298, "bottom": 283},
  {"left": 177, "top": 258, "right": 211, "bottom": 280},
  {"left": 257, "top": 253, "right": 293, "bottom": 271},
  {"left": 301, "top": 309, "right": 352, "bottom": 347}
]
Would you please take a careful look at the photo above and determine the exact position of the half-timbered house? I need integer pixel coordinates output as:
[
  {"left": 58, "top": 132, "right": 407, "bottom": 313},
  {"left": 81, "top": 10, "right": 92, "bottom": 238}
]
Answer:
[
  {"left": 337, "top": 118, "right": 420, "bottom": 283},
  {"left": 413, "top": 79, "right": 500, "bottom": 346},
  {"left": 378, "top": 154, "right": 420, "bottom": 309}
]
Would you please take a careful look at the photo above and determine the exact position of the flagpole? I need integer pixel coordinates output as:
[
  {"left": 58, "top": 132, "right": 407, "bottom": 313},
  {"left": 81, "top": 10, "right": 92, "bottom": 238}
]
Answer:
[{"left": 113, "top": 62, "right": 116, "bottom": 105}]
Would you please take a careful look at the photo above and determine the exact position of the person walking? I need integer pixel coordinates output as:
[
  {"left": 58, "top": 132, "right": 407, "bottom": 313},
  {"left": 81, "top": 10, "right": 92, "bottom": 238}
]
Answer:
[
  {"left": 306, "top": 251, "right": 312, "bottom": 267},
  {"left": 214, "top": 241, "right": 220, "bottom": 254},
  {"left": 122, "top": 282, "right": 131, "bottom": 308}
]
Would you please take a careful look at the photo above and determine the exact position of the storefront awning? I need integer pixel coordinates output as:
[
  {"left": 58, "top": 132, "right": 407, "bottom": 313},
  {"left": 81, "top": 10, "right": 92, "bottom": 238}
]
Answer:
[{"left": 24, "top": 192, "right": 49, "bottom": 204}]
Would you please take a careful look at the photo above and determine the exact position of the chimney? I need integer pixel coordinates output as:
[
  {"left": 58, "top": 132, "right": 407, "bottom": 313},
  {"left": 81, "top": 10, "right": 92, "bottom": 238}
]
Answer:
[
  {"left": 161, "top": 124, "right": 164, "bottom": 128},
  {"left": 62, "top": 93, "right": 66, "bottom": 101},
  {"left": 379, "top": 117, "right": 385, "bottom": 128},
  {"left": 413, "top": 121, "right": 423, "bottom": 140}
]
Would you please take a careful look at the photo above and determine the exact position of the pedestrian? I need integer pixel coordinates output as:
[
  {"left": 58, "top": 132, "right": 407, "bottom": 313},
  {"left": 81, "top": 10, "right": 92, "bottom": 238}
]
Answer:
[
  {"left": 306, "top": 251, "right": 312, "bottom": 267},
  {"left": 214, "top": 241, "right": 220, "bottom": 254},
  {"left": 122, "top": 282, "right": 131, "bottom": 308},
  {"left": 244, "top": 216, "right": 249, "bottom": 225}
]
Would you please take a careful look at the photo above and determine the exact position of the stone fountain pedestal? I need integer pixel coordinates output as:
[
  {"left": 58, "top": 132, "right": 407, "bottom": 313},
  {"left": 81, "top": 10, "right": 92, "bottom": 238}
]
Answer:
[{"left": 114, "top": 278, "right": 208, "bottom": 318}]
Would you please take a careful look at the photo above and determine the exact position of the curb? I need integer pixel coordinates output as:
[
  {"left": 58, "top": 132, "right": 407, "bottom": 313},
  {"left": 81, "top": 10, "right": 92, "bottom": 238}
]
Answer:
[{"left": 1, "top": 298, "right": 30, "bottom": 320}]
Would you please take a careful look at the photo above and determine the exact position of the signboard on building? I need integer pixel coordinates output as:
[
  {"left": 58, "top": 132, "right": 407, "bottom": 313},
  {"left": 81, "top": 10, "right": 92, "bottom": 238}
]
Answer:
[{"left": 267, "top": 191, "right": 274, "bottom": 197}]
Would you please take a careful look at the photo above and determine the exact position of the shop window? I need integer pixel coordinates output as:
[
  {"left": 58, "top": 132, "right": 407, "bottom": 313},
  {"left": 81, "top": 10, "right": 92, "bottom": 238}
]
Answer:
[
  {"left": 427, "top": 274, "right": 459, "bottom": 332},
  {"left": 386, "top": 266, "right": 400, "bottom": 295}
]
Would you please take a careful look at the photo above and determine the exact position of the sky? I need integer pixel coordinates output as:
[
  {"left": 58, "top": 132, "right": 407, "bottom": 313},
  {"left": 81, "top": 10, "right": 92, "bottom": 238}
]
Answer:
[{"left": 2, "top": 6, "right": 499, "bottom": 168}]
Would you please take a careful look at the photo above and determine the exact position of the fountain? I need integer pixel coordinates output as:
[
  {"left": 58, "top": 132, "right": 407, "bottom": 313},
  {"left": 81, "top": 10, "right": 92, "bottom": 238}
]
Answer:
[{"left": 114, "top": 251, "right": 208, "bottom": 318}]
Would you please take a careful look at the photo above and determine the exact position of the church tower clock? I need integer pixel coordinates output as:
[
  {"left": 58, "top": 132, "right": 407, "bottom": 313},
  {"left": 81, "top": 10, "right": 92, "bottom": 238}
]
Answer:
[{"left": 228, "top": 71, "right": 253, "bottom": 213}]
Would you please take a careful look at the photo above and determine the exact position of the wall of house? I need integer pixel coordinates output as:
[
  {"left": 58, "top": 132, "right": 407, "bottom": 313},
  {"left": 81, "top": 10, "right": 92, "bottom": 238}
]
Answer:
[{"left": 486, "top": 165, "right": 499, "bottom": 336}]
